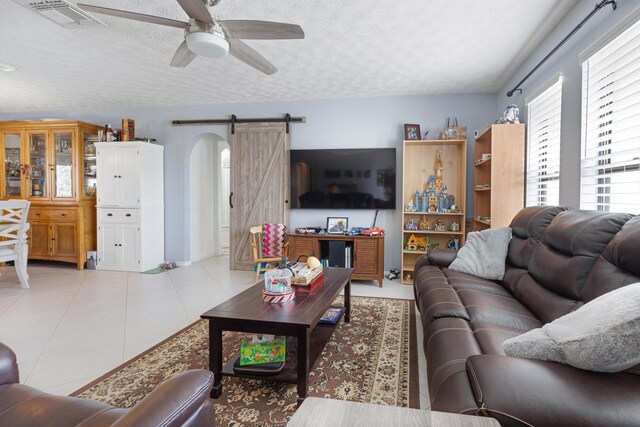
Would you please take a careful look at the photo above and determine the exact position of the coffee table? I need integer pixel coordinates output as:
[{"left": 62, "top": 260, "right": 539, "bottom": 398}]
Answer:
[{"left": 200, "top": 267, "right": 353, "bottom": 404}]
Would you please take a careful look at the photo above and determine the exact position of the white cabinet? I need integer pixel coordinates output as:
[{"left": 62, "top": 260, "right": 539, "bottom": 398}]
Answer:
[
  {"left": 96, "top": 142, "right": 164, "bottom": 272},
  {"left": 98, "top": 222, "right": 139, "bottom": 269},
  {"left": 96, "top": 145, "right": 143, "bottom": 207}
]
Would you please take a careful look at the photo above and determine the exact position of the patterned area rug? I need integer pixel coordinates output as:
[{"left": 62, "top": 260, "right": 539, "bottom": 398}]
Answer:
[{"left": 72, "top": 296, "right": 418, "bottom": 426}]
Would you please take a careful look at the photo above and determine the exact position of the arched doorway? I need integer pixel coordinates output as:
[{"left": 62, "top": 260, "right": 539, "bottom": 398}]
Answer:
[{"left": 187, "top": 133, "right": 229, "bottom": 262}]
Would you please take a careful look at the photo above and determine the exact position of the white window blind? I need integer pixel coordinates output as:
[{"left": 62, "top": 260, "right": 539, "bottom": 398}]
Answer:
[
  {"left": 526, "top": 79, "right": 562, "bottom": 207},
  {"left": 581, "top": 18, "right": 640, "bottom": 214}
]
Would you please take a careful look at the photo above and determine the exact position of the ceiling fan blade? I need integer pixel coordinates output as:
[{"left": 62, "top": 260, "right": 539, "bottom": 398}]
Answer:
[
  {"left": 176, "top": 0, "right": 214, "bottom": 24},
  {"left": 170, "top": 41, "right": 197, "bottom": 67},
  {"left": 220, "top": 20, "right": 304, "bottom": 40},
  {"left": 77, "top": 4, "right": 187, "bottom": 29},
  {"left": 228, "top": 40, "right": 278, "bottom": 75}
]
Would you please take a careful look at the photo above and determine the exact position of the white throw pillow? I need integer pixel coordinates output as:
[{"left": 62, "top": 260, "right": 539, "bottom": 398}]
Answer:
[
  {"left": 448, "top": 227, "right": 512, "bottom": 280},
  {"left": 503, "top": 282, "right": 640, "bottom": 372}
]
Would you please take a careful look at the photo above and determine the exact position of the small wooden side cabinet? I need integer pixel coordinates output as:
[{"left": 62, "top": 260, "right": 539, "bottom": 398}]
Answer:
[{"left": 288, "top": 234, "right": 384, "bottom": 287}]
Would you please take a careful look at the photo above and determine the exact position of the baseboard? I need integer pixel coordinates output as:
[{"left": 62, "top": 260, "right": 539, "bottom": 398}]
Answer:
[{"left": 175, "top": 261, "right": 192, "bottom": 267}]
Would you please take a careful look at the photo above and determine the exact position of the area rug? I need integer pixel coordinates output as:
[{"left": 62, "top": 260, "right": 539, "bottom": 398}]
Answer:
[{"left": 72, "top": 296, "right": 419, "bottom": 426}]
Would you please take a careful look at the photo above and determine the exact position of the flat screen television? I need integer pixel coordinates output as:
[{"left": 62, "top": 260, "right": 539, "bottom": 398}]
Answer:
[{"left": 291, "top": 148, "right": 396, "bottom": 209}]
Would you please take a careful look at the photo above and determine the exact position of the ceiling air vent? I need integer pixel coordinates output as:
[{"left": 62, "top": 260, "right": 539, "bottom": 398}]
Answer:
[{"left": 13, "top": 0, "right": 105, "bottom": 28}]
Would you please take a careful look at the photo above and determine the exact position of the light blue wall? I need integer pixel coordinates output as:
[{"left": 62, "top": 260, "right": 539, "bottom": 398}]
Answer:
[
  {"left": 0, "top": 94, "right": 496, "bottom": 270},
  {"left": 496, "top": 0, "right": 639, "bottom": 208}
]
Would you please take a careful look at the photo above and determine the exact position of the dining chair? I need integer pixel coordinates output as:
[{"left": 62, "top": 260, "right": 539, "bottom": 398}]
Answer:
[
  {"left": 250, "top": 224, "right": 288, "bottom": 282},
  {"left": 0, "top": 200, "right": 31, "bottom": 288}
]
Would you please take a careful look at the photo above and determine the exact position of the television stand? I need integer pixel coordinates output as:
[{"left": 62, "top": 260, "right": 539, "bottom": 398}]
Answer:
[{"left": 288, "top": 234, "right": 384, "bottom": 287}]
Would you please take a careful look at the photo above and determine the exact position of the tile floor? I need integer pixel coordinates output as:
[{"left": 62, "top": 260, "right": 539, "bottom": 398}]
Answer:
[{"left": 0, "top": 257, "right": 429, "bottom": 408}]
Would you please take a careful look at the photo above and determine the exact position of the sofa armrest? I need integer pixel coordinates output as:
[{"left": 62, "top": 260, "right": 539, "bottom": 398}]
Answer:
[
  {"left": 465, "top": 355, "right": 640, "bottom": 427},
  {"left": 414, "top": 249, "right": 457, "bottom": 276},
  {"left": 112, "top": 369, "right": 215, "bottom": 427},
  {"left": 0, "top": 342, "right": 19, "bottom": 386}
]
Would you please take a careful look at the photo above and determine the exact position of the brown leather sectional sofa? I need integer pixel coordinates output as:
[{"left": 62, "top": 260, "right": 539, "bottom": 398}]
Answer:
[
  {"left": 414, "top": 206, "right": 640, "bottom": 426},
  {"left": 0, "top": 341, "right": 216, "bottom": 426}
]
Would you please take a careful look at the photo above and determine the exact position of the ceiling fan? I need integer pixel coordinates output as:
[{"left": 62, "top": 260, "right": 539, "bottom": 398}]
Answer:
[{"left": 77, "top": 0, "right": 304, "bottom": 74}]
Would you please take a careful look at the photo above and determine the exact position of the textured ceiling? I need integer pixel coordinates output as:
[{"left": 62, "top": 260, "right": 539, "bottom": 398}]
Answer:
[{"left": 0, "top": 0, "right": 577, "bottom": 113}]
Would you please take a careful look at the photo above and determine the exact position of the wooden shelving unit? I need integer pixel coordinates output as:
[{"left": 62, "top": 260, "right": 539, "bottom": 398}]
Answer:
[
  {"left": 473, "top": 124, "right": 525, "bottom": 231},
  {"left": 401, "top": 139, "right": 467, "bottom": 285}
]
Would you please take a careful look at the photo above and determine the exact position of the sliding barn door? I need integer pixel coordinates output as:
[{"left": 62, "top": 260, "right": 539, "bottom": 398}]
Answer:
[{"left": 230, "top": 123, "right": 290, "bottom": 270}]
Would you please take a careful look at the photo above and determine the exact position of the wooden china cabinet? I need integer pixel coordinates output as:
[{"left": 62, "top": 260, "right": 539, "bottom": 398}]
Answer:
[{"left": 0, "top": 120, "right": 102, "bottom": 269}]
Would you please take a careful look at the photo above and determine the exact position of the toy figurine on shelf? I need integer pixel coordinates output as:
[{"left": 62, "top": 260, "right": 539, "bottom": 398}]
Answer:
[
  {"left": 434, "top": 219, "right": 446, "bottom": 231},
  {"left": 447, "top": 236, "right": 460, "bottom": 250},
  {"left": 406, "top": 216, "right": 418, "bottom": 230},
  {"left": 405, "top": 199, "right": 415, "bottom": 212},
  {"left": 449, "top": 222, "right": 460, "bottom": 232},
  {"left": 419, "top": 216, "right": 430, "bottom": 231},
  {"left": 431, "top": 242, "right": 440, "bottom": 249}
]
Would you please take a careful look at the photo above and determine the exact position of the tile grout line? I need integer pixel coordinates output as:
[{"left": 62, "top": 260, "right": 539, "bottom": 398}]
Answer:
[
  {"left": 22, "top": 269, "right": 89, "bottom": 384},
  {"left": 166, "top": 268, "right": 192, "bottom": 320}
]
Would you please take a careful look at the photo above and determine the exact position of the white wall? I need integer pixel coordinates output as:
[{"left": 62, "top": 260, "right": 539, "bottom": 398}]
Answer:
[
  {"left": 189, "top": 134, "right": 217, "bottom": 262},
  {"left": 496, "top": 0, "right": 639, "bottom": 208},
  {"left": 0, "top": 93, "right": 497, "bottom": 270}
]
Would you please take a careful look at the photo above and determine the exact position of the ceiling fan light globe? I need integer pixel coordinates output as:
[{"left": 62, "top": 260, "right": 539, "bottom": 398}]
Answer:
[{"left": 185, "top": 31, "right": 229, "bottom": 58}]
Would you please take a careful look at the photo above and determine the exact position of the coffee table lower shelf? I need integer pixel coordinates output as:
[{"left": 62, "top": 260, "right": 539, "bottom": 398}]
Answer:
[{"left": 221, "top": 322, "right": 338, "bottom": 384}]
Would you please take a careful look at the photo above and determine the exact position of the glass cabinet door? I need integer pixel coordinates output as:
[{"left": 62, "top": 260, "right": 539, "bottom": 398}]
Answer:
[
  {"left": 29, "top": 132, "right": 48, "bottom": 198},
  {"left": 53, "top": 131, "right": 74, "bottom": 199},
  {"left": 3, "top": 133, "right": 22, "bottom": 198},
  {"left": 83, "top": 130, "right": 98, "bottom": 198}
]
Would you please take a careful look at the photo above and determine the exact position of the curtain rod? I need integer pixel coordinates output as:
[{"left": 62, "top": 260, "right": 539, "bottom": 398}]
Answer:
[{"left": 507, "top": 0, "right": 617, "bottom": 97}]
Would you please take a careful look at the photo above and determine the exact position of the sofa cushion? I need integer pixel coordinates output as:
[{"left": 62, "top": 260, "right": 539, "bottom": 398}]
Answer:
[
  {"left": 458, "top": 288, "right": 542, "bottom": 332},
  {"left": 503, "top": 282, "right": 640, "bottom": 372},
  {"left": 470, "top": 321, "right": 524, "bottom": 355},
  {"left": 528, "top": 211, "right": 632, "bottom": 300},
  {"left": 449, "top": 227, "right": 512, "bottom": 280},
  {"left": 507, "top": 206, "right": 567, "bottom": 269},
  {"left": 582, "top": 216, "right": 640, "bottom": 302}
]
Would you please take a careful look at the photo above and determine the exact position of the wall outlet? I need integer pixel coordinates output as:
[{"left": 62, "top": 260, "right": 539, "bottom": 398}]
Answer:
[{"left": 474, "top": 130, "right": 479, "bottom": 138}]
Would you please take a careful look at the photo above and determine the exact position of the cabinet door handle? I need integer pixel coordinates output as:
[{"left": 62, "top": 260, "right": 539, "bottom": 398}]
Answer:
[
  {"left": 61, "top": 213, "right": 66, "bottom": 217},
  {"left": 35, "top": 213, "right": 40, "bottom": 216},
  {"left": 229, "top": 192, "right": 234, "bottom": 208},
  {"left": 125, "top": 213, "right": 131, "bottom": 217},
  {"left": 107, "top": 213, "right": 113, "bottom": 217},
  {"left": 114, "top": 175, "right": 118, "bottom": 178}
]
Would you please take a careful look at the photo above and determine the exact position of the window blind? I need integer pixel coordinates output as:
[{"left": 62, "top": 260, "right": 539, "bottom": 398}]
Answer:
[
  {"left": 581, "top": 18, "right": 640, "bottom": 214},
  {"left": 526, "top": 79, "right": 562, "bottom": 207}
]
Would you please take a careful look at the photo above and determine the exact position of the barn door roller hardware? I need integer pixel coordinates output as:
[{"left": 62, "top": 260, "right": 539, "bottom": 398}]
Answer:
[{"left": 172, "top": 114, "right": 305, "bottom": 134}]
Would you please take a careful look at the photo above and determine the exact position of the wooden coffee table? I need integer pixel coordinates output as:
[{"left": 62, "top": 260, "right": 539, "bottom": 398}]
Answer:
[{"left": 201, "top": 267, "right": 353, "bottom": 405}]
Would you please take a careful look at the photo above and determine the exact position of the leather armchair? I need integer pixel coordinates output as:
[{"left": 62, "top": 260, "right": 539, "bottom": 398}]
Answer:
[{"left": 0, "top": 342, "right": 216, "bottom": 427}]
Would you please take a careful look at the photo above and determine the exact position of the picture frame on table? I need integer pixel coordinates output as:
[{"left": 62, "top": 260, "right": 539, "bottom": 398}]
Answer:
[
  {"left": 404, "top": 124, "right": 421, "bottom": 140},
  {"left": 326, "top": 217, "right": 348, "bottom": 234}
]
